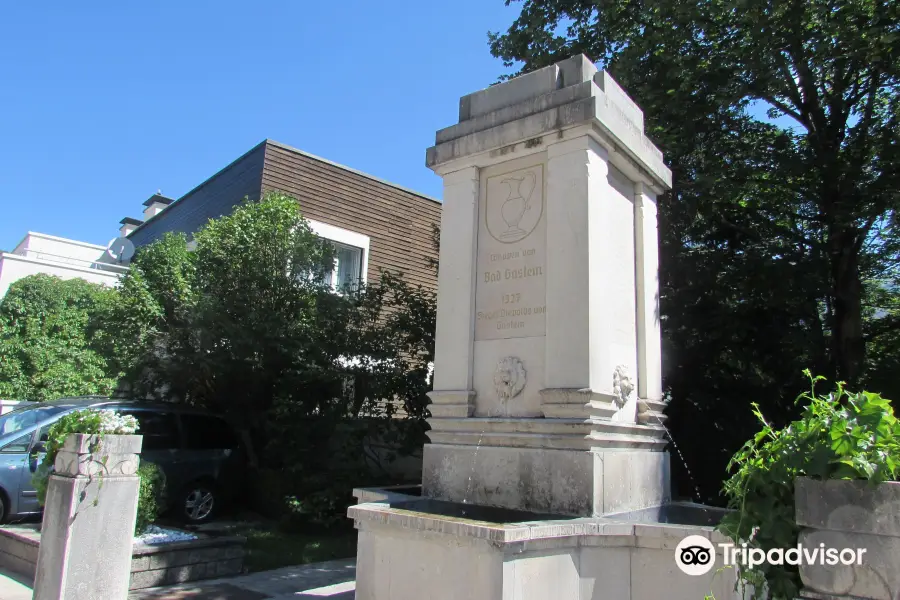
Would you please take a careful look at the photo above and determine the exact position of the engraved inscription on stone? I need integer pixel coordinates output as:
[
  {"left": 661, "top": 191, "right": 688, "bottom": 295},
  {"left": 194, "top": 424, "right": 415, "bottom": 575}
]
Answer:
[{"left": 475, "top": 164, "right": 546, "bottom": 341}]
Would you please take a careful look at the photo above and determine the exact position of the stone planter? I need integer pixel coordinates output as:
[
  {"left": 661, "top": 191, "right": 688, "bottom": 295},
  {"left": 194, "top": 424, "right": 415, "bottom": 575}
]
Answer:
[
  {"left": 33, "top": 432, "right": 144, "bottom": 600},
  {"left": 53, "top": 433, "right": 142, "bottom": 477},
  {"left": 795, "top": 477, "right": 900, "bottom": 600}
]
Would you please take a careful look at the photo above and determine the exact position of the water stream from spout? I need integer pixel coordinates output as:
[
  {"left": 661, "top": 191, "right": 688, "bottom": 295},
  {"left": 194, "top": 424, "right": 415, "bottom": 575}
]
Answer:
[
  {"left": 462, "top": 423, "right": 487, "bottom": 507},
  {"left": 642, "top": 402, "right": 705, "bottom": 504}
]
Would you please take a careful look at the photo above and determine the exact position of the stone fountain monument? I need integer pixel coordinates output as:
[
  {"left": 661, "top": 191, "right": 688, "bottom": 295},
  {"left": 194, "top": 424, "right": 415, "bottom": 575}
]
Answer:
[{"left": 350, "top": 54, "right": 742, "bottom": 600}]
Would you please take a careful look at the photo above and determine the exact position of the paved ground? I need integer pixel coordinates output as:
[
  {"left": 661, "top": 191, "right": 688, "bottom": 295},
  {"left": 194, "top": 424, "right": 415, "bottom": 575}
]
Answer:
[
  {"left": 0, "top": 566, "right": 32, "bottom": 600},
  {"left": 0, "top": 558, "right": 357, "bottom": 600}
]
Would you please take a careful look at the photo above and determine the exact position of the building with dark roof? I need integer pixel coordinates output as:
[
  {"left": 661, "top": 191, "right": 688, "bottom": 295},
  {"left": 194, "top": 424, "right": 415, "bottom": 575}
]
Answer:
[{"left": 123, "top": 139, "right": 442, "bottom": 291}]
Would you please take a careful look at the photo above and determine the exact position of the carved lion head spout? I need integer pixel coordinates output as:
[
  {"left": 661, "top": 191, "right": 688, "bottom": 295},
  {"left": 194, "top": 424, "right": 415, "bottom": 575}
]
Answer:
[
  {"left": 494, "top": 357, "right": 527, "bottom": 401},
  {"left": 612, "top": 365, "right": 634, "bottom": 408}
]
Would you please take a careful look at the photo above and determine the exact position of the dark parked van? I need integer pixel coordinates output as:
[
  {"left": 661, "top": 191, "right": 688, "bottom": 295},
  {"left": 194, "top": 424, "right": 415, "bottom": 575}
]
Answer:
[{"left": 0, "top": 397, "right": 247, "bottom": 524}]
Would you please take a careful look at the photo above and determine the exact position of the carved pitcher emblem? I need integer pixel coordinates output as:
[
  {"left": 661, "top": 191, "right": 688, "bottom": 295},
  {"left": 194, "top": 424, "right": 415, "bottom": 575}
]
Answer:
[{"left": 486, "top": 168, "right": 542, "bottom": 244}]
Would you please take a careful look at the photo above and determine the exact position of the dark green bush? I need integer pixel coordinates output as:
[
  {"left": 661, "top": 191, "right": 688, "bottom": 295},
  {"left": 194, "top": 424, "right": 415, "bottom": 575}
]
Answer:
[
  {"left": 135, "top": 461, "right": 166, "bottom": 535},
  {"left": 283, "top": 486, "right": 352, "bottom": 531}
]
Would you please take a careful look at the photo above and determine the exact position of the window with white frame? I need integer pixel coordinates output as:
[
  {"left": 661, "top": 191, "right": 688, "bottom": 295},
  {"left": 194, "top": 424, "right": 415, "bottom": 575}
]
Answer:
[
  {"left": 306, "top": 220, "right": 370, "bottom": 293},
  {"left": 325, "top": 241, "right": 364, "bottom": 291}
]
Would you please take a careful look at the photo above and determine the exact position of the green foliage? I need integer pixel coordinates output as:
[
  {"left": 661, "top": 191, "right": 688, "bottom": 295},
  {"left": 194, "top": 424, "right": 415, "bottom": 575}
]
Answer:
[
  {"left": 136, "top": 461, "right": 166, "bottom": 534},
  {"left": 718, "top": 371, "right": 900, "bottom": 599},
  {"left": 285, "top": 490, "right": 346, "bottom": 529},
  {"left": 110, "top": 193, "right": 339, "bottom": 426},
  {"left": 110, "top": 192, "right": 436, "bottom": 525},
  {"left": 0, "top": 275, "right": 120, "bottom": 401},
  {"left": 229, "top": 521, "right": 357, "bottom": 573},
  {"left": 33, "top": 408, "right": 139, "bottom": 505},
  {"left": 489, "top": 0, "right": 900, "bottom": 503}
]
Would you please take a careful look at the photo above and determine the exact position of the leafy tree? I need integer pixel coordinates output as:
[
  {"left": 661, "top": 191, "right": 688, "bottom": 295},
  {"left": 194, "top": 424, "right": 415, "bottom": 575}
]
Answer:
[
  {"left": 113, "top": 193, "right": 339, "bottom": 429},
  {"left": 112, "top": 193, "right": 436, "bottom": 515},
  {"left": 489, "top": 0, "right": 900, "bottom": 502},
  {"left": 0, "top": 275, "right": 120, "bottom": 401}
]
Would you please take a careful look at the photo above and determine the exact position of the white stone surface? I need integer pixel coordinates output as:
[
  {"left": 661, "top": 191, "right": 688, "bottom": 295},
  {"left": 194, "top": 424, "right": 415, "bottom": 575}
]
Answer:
[
  {"left": 349, "top": 501, "right": 742, "bottom": 600},
  {"left": 422, "top": 444, "right": 670, "bottom": 517},
  {"left": 474, "top": 160, "right": 546, "bottom": 342},
  {"left": 795, "top": 478, "right": 900, "bottom": 599},
  {"left": 0, "top": 568, "right": 31, "bottom": 600},
  {"left": 355, "top": 523, "right": 503, "bottom": 600},
  {"left": 33, "top": 434, "right": 142, "bottom": 600},
  {"left": 543, "top": 137, "right": 638, "bottom": 395},
  {"left": 504, "top": 549, "right": 580, "bottom": 600},
  {"left": 595, "top": 450, "right": 671, "bottom": 515},
  {"left": 459, "top": 63, "right": 561, "bottom": 122},
  {"left": 427, "top": 55, "right": 671, "bottom": 191},
  {"left": 634, "top": 183, "right": 663, "bottom": 402},
  {"left": 423, "top": 53, "right": 673, "bottom": 518},
  {"left": 431, "top": 167, "right": 480, "bottom": 394}
]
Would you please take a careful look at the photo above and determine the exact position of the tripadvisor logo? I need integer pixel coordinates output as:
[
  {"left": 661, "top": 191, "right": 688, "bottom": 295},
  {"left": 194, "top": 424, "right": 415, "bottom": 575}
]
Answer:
[
  {"left": 675, "top": 536, "right": 716, "bottom": 576},
  {"left": 675, "top": 535, "right": 868, "bottom": 576}
]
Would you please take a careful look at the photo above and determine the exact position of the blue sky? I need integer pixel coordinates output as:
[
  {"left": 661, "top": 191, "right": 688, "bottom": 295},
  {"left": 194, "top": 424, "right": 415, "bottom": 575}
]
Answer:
[{"left": 0, "top": 1, "right": 522, "bottom": 250}]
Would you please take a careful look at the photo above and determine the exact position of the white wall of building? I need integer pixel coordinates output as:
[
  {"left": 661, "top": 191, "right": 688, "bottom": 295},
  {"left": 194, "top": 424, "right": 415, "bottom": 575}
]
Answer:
[
  {"left": 0, "top": 232, "right": 126, "bottom": 298},
  {"left": 12, "top": 232, "right": 116, "bottom": 267}
]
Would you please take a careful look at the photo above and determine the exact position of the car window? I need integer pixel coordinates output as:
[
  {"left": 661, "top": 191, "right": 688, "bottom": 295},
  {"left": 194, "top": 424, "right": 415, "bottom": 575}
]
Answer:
[
  {"left": 112, "top": 410, "right": 180, "bottom": 451},
  {"left": 0, "top": 406, "right": 68, "bottom": 437},
  {"left": 38, "top": 424, "right": 53, "bottom": 443},
  {"left": 0, "top": 432, "right": 33, "bottom": 453},
  {"left": 180, "top": 414, "right": 239, "bottom": 450}
]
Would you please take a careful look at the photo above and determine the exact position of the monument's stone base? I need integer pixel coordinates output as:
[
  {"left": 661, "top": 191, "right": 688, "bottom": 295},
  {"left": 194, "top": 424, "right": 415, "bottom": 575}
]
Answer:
[
  {"left": 349, "top": 494, "right": 743, "bottom": 600},
  {"left": 423, "top": 443, "right": 670, "bottom": 516}
]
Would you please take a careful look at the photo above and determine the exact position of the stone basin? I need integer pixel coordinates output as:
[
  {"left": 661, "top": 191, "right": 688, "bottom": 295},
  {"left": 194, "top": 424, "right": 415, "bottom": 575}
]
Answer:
[
  {"left": 355, "top": 486, "right": 729, "bottom": 527},
  {"left": 350, "top": 487, "right": 743, "bottom": 600},
  {"left": 601, "top": 502, "right": 731, "bottom": 527},
  {"left": 387, "top": 498, "right": 576, "bottom": 524}
]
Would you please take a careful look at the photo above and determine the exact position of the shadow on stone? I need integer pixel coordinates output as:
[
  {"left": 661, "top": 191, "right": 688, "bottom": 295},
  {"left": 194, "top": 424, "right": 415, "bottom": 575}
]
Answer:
[
  {"left": 388, "top": 499, "right": 577, "bottom": 524},
  {"left": 602, "top": 502, "right": 731, "bottom": 527}
]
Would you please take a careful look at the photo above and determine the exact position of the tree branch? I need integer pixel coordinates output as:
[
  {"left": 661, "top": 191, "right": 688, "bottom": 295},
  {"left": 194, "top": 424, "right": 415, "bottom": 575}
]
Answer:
[
  {"left": 776, "top": 51, "right": 806, "bottom": 115},
  {"left": 757, "top": 93, "right": 806, "bottom": 126},
  {"left": 854, "top": 214, "right": 881, "bottom": 254}
]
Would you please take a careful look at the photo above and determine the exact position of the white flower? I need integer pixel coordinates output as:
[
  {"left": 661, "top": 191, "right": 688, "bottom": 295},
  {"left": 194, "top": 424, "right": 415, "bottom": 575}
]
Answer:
[
  {"left": 76, "top": 409, "right": 139, "bottom": 435},
  {"left": 98, "top": 411, "right": 139, "bottom": 435}
]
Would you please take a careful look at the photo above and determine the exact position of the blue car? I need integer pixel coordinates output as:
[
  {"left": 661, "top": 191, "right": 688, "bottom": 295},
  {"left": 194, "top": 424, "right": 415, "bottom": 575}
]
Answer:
[{"left": 0, "top": 397, "right": 247, "bottom": 524}]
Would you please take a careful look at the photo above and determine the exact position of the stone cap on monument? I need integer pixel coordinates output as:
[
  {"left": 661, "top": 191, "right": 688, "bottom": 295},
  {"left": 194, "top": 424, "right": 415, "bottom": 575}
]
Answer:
[{"left": 427, "top": 54, "right": 672, "bottom": 190}]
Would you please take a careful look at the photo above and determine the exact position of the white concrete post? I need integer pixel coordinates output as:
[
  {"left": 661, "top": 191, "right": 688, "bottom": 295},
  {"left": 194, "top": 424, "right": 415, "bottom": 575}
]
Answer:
[
  {"left": 427, "top": 167, "right": 480, "bottom": 418},
  {"left": 544, "top": 136, "right": 609, "bottom": 391},
  {"left": 634, "top": 182, "right": 663, "bottom": 402},
  {"left": 33, "top": 433, "right": 142, "bottom": 600}
]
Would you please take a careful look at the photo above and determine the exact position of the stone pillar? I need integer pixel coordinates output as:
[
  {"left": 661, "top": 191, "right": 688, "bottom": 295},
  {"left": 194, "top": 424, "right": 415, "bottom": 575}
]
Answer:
[
  {"left": 634, "top": 182, "right": 667, "bottom": 424},
  {"left": 544, "top": 136, "right": 610, "bottom": 393},
  {"left": 422, "top": 54, "right": 674, "bottom": 517},
  {"left": 428, "top": 167, "right": 480, "bottom": 419},
  {"left": 33, "top": 433, "right": 142, "bottom": 600}
]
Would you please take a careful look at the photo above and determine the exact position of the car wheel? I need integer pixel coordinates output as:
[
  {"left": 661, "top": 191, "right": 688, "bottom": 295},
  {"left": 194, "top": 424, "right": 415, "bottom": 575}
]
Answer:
[
  {"left": 0, "top": 490, "right": 8, "bottom": 524},
  {"left": 180, "top": 483, "right": 217, "bottom": 524}
]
